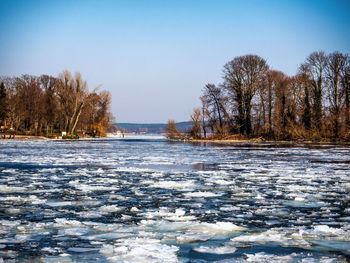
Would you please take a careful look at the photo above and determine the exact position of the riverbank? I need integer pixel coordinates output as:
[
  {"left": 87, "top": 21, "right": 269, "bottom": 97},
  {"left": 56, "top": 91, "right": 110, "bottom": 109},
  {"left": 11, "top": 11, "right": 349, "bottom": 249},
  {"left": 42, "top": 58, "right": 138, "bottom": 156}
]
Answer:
[
  {"left": 3, "top": 134, "right": 350, "bottom": 145},
  {"left": 186, "top": 137, "right": 350, "bottom": 146},
  {"left": 1, "top": 134, "right": 112, "bottom": 140},
  {"left": 4, "top": 135, "right": 50, "bottom": 140},
  {"left": 189, "top": 138, "right": 264, "bottom": 143}
]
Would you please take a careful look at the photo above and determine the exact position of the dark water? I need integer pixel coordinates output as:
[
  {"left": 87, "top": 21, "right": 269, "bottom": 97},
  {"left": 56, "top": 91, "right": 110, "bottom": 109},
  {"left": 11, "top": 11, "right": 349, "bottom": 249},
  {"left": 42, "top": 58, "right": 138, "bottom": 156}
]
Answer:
[{"left": 0, "top": 136, "right": 349, "bottom": 262}]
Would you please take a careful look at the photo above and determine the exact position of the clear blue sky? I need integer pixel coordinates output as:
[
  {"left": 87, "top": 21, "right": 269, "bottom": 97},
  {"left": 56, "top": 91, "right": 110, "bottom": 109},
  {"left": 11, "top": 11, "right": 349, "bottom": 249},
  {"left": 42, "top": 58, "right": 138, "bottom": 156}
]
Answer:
[{"left": 0, "top": 0, "right": 349, "bottom": 123}]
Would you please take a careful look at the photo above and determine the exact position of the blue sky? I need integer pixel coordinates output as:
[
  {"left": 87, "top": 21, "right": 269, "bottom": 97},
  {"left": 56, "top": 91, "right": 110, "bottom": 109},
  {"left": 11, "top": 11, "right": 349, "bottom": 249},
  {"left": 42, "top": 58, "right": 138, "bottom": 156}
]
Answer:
[{"left": 0, "top": 0, "right": 349, "bottom": 123}]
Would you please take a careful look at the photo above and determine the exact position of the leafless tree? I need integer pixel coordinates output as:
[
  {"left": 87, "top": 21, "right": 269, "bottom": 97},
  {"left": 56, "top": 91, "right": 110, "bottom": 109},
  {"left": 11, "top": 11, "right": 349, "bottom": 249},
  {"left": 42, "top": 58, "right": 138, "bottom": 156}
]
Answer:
[
  {"left": 56, "top": 70, "right": 91, "bottom": 134},
  {"left": 341, "top": 56, "right": 350, "bottom": 135},
  {"left": 223, "top": 54, "right": 269, "bottom": 135},
  {"left": 0, "top": 82, "right": 8, "bottom": 126},
  {"left": 165, "top": 120, "right": 181, "bottom": 139},
  {"left": 202, "top": 83, "right": 227, "bottom": 135},
  {"left": 189, "top": 108, "right": 202, "bottom": 139},
  {"left": 299, "top": 51, "right": 327, "bottom": 131},
  {"left": 200, "top": 96, "right": 209, "bottom": 138},
  {"left": 326, "top": 52, "right": 348, "bottom": 138}
]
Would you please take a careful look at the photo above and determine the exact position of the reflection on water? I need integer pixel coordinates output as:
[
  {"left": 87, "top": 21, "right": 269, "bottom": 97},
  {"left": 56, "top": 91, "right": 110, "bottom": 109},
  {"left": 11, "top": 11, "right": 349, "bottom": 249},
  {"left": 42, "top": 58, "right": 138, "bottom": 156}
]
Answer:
[{"left": 0, "top": 137, "right": 349, "bottom": 262}]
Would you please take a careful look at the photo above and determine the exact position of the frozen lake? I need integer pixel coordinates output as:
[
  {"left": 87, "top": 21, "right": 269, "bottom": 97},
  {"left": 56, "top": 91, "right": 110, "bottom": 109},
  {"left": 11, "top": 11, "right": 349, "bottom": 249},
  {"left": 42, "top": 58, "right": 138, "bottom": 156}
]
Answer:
[{"left": 0, "top": 136, "right": 349, "bottom": 262}]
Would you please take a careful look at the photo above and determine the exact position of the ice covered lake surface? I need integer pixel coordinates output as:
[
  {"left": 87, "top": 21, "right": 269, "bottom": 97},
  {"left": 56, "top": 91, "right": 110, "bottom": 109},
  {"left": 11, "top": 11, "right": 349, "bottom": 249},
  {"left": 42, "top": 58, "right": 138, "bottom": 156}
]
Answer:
[{"left": 0, "top": 135, "right": 350, "bottom": 263}]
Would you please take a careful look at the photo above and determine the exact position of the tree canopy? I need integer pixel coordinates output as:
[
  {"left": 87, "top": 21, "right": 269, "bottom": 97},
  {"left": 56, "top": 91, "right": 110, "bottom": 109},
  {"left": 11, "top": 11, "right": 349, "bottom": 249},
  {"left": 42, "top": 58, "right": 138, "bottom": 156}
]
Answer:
[
  {"left": 195, "top": 51, "right": 350, "bottom": 141},
  {"left": 0, "top": 70, "right": 114, "bottom": 137}
]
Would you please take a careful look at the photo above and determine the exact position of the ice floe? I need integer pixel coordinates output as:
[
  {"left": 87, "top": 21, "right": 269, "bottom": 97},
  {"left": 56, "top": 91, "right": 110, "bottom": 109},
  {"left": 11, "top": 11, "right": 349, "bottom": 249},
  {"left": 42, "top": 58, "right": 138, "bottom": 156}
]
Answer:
[
  {"left": 183, "top": 191, "right": 222, "bottom": 198},
  {"left": 100, "top": 238, "right": 179, "bottom": 263},
  {"left": 0, "top": 185, "right": 27, "bottom": 193},
  {"left": 193, "top": 245, "right": 237, "bottom": 254},
  {"left": 151, "top": 180, "right": 196, "bottom": 190}
]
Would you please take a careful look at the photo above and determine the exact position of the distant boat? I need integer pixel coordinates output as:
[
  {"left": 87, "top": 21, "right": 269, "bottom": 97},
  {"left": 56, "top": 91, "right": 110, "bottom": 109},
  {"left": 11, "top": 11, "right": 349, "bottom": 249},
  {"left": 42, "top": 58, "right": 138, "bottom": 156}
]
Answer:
[{"left": 106, "top": 131, "right": 124, "bottom": 138}]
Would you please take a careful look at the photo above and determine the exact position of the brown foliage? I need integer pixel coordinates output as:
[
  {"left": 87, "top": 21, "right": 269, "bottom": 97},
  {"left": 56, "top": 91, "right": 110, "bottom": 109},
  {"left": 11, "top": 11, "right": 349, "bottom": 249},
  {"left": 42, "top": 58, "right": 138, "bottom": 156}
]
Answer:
[
  {"left": 0, "top": 71, "right": 114, "bottom": 137},
  {"left": 189, "top": 108, "right": 202, "bottom": 139},
  {"left": 165, "top": 120, "right": 183, "bottom": 139}
]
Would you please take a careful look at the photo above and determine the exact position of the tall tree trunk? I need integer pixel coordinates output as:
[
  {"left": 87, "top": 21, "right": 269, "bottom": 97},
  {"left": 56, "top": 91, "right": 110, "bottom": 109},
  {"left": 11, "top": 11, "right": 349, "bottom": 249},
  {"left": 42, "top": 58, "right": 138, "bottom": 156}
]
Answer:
[
  {"left": 236, "top": 87, "right": 245, "bottom": 134},
  {"left": 71, "top": 102, "right": 85, "bottom": 134},
  {"left": 344, "top": 75, "right": 350, "bottom": 131},
  {"left": 244, "top": 92, "right": 253, "bottom": 135},
  {"left": 214, "top": 99, "right": 223, "bottom": 132},
  {"left": 312, "top": 79, "right": 323, "bottom": 132},
  {"left": 268, "top": 84, "right": 273, "bottom": 135},
  {"left": 202, "top": 113, "right": 206, "bottom": 138}
]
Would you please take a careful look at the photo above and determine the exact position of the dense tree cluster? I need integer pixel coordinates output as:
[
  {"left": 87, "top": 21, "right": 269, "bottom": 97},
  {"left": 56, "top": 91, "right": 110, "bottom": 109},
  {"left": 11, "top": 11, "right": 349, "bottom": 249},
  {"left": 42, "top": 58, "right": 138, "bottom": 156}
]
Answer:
[
  {"left": 0, "top": 70, "right": 114, "bottom": 137},
  {"left": 191, "top": 51, "right": 350, "bottom": 141}
]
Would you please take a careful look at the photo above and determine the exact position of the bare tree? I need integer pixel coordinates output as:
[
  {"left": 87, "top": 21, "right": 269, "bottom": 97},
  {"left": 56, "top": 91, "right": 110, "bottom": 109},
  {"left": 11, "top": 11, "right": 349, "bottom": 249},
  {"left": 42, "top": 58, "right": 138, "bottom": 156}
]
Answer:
[
  {"left": 0, "top": 77, "right": 19, "bottom": 130},
  {"left": 9, "top": 75, "right": 44, "bottom": 135},
  {"left": 293, "top": 73, "right": 311, "bottom": 132},
  {"left": 326, "top": 52, "right": 348, "bottom": 138},
  {"left": 299, "top": 51, "right": 327, "bottom": 132},
  {"left": 0, "top": 82, "right": 7, "bottom": 126},
  {"left": 256, "top": 73, "right": 268, "bottom": 134},
  {"left": 341, "top": 56, "right": 350, "bottom": 135},
  {"left": 257, "top": 70, "right": 290, "bottom": 136},
  {"left": 223, "top": 55, "right": 269, "bottom": 135},
  {"left": 189, "top": 108, "right": 202, "bottom": 139},
  {"left": 40, "top": 75, "right": 58, "bottom": 135},
  {"left": 56, "top": 70, "right": 90, "bottom": 134},
  {"left": 92, "top": 90, "right": 113, "bottom": 136},
  {"left": 202, "top": 83, "right": 227, "bottom": 135},
  {"left": 165, "top": 120, "right": 181, "bottom": 139},
  {"left": 200, "top": 96, "right": 208, "bottom": 138},
  {"left": 272, "top": 71, "right": 290, "bottom": 137}
]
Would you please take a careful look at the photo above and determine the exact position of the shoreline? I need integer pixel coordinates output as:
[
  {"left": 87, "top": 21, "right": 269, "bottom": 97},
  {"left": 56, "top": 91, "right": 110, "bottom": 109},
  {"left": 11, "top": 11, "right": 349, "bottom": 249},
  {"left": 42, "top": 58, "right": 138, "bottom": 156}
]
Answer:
[
  {"left": 185, "top": 138, "right": 350, "bottom": 146},
  {"left": 1, "top": 135, "right": 50, "bottom": 140},
  {"left": 2, "top": 135, "right": 350, "bottom": 145}
]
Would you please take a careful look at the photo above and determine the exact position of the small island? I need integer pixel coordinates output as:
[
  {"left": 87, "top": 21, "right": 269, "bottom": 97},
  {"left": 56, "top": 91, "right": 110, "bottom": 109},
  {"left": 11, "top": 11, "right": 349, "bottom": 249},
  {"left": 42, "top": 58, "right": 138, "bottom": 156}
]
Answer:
[{"left": 167, "top": 51, "right": 350, "bottom": 143}]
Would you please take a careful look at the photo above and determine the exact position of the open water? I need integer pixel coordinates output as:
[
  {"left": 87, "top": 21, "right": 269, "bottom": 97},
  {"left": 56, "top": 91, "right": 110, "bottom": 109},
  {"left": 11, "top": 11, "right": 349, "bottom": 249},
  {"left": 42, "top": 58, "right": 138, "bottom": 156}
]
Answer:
[{"left": 0, "top": 136, "right": 349, "bottom": 262}]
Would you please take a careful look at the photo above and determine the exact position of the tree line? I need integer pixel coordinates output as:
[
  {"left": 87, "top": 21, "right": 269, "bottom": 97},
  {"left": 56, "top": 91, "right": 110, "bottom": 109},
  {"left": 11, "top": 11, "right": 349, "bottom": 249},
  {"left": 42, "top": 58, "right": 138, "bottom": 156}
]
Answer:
[
  {"left": 0, "top": 70, "right": 114, "bottom": 137},
  {"left": 176, "top": 51, "right": 349, "bottom": 141}
]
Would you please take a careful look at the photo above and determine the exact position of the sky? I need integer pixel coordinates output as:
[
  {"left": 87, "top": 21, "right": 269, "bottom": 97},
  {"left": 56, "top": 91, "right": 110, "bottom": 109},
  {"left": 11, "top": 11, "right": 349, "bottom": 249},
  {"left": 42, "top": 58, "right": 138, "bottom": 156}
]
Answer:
[{"left": 0, "top": 0, "right": 349, "bottom": 123}]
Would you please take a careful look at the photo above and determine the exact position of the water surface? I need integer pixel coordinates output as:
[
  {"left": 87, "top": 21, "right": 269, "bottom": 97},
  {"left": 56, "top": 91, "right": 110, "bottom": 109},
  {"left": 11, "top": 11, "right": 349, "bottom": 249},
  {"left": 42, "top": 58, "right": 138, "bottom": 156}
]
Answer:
[{"left": 0, "top": 136, "right": 349, "bottom": 262}]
